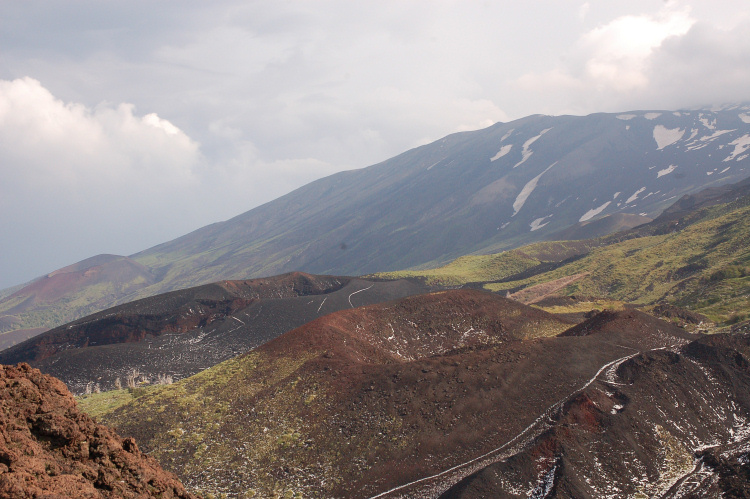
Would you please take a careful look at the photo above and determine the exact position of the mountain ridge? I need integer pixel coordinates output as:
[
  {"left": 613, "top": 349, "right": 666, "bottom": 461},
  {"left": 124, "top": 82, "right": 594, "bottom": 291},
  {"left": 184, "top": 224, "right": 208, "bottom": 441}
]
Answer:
[{"left": 2, "top": 105, "right": 750, "bottom": 341}]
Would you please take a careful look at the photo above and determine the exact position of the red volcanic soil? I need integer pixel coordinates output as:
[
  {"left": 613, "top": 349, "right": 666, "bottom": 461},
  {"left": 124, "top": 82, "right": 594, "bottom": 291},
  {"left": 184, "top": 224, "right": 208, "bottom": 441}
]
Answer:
[
  {"left": 106, "top": 290, "right": 699, "bottom": 498},
  {"left": 216, "top": 271, "right": 348, "bottom": 298},
  {"left": 265, "top": 288, "right": 574, "bottom": 362},
  {"left": 559, "top": 308, "right": 695, "bottom": 347},
  {"left": 0, "top": 255, "right": 156, "bottom": 314},
  {"left": 0, "top": 363, "right": 195, "bottom": 498}
]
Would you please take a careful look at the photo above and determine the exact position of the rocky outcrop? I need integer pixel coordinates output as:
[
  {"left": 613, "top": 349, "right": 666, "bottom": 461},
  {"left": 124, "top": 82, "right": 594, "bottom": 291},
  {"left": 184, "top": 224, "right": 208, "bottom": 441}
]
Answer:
[{"left": 0, "top": 363, "right": 196, "bottom": 498}]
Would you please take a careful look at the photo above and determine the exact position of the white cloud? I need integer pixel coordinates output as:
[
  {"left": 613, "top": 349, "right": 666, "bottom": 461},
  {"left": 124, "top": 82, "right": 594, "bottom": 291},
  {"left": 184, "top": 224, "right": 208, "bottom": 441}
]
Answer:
[
  {"left": 579, "top": 3, "right": 590, "bottom": 22},
  {"left": 0, "top": 78, "right": 209, "bottom": 283},
  {"left": 504, "top": 3, "right": 750, "bottom": 117},
  {"left": 510, "top": 6, "right": 701, "bottom": 112},
  {"left": 1, "top": 1, "right": 750, "bottom": 288},
  {"left": 0, "top": 77, "right": 347, "bottom": 287},
  {"left": 581, "top": 9, "right": 693, "bottom": 91},
  {"left": 0, "top": 77, "right": 200, "bottom": 191},
  {"left": 518, "top": 7, "right": 694, "bottom": 93}
]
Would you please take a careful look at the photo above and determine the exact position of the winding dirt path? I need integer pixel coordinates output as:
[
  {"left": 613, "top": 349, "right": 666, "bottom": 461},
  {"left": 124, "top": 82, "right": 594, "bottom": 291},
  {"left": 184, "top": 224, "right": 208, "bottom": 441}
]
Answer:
[
  {"left": 348, "top": 284, "right": 375, "bottom": 307},
  {"left": 367, "top": 348, "right": 652, "bottom": 499},
  {"left": 508, "top": 272, "right": 589, "bottom": 304}
]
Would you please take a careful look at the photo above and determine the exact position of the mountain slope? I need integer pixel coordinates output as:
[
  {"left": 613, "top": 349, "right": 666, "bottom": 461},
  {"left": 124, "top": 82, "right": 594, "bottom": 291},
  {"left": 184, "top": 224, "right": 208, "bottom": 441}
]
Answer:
[
  {"left": 0, "top": 254, "right": 157, "bottom": 342},
  {"left": 0, "top": 273, "right": 429, "bottom": 393},
  {"left": 83, "top": 291, "right": 694, "bottom": 498},
  {"left": 3, "top": 106, "right": 750, "bottom": 339},
  {"left": 375, "top": 175, "right": 750, "bottom": 324},
  {"left": 545, "top": 212, "right": 652, "bottom": 241},
  {"left": 485, "top": 200, "right": 750, "bottom": 323},
  {"left": 132, "top": 107, "right": 750, "bottom": 292},
  {"left": 441, "top": 332, "right": 750, "bottom": 498}
]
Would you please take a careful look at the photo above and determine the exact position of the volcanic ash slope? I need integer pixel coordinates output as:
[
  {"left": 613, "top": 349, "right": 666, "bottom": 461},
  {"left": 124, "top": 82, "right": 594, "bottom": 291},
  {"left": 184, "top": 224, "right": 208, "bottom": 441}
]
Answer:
[{"left": 94, "top": 290, "right": 699, "bottom": 498}]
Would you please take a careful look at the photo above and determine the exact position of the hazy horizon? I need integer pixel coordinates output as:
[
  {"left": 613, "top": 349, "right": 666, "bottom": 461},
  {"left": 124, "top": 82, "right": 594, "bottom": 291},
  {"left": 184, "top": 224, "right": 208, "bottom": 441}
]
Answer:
[{"left": 2, "top": 0, "right": 750, "bottom": 288}]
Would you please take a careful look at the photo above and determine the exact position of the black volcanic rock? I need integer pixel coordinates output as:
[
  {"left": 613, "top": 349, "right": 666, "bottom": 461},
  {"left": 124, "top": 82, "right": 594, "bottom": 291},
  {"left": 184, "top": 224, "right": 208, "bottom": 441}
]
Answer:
[{"left": 0, "top": 273, "right": 428, "bottom": 393}]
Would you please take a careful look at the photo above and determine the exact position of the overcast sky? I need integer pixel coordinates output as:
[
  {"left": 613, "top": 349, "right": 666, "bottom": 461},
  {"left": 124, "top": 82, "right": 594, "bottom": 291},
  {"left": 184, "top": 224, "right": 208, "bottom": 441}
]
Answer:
[{"left": 2, "top": 1, "right": 750, "bottom": 289}]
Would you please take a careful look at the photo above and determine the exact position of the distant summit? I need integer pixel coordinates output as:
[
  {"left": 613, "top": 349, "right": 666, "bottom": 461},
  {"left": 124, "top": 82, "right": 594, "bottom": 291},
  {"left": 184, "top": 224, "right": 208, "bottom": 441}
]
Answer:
[{"left": 2, "top": 105, "right": 750, "bottom": 338}]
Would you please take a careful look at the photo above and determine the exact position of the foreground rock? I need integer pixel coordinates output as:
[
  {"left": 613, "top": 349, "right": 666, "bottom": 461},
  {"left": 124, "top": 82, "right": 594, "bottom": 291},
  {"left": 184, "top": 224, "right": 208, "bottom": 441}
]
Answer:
[{"left": 0, "top": 363, "right": 196, "bottom": 498}]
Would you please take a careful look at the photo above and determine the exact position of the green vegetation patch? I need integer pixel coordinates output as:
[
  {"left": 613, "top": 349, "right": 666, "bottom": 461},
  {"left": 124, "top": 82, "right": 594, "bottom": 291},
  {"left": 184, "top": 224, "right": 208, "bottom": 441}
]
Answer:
[
  {"left": 374, "top": 250, "right": 541, "bottom": 286},
  {"left": 77, "top": 388, "right": 139, "bottom": 419},
  {"left": 533, "top": 299, "right": 626, "bottom": 315},
  {"left": 484, "top": 204, "right": 750, "bottom": 324}
]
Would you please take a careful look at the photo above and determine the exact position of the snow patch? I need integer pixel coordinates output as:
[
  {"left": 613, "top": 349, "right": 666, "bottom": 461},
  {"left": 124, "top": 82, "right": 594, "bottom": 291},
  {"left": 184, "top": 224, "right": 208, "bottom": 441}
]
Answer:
[
  {"left": 530, "top": 215, "right": 552, "bottom": 232},
  {"left": 702, "top": 129, "right": 734, "bottom": 141},
  {"left": 657, "top": 165, "right": 678, "bottom": 178},
  {"left": 579, "top": 201, "right": 611, "bottom": 222},
  {"left": 626, "top": 187, "right": 646, "bottom": 204},
  {"left": 700, "top": 116, "right": 717, "bottom": 129},
  {"left": 617, "top": 114, "right": 636, "bottom": 120},
  {"left": 686, "top": 129, "right": 735, "bottom": 151},
  {"left": 645, "top": 113, "right": 661, "bottom": 120},
  {"left": 613, "top": 192, "right": 621, "bottom": 199},
  {"left": 512, "top": 162, "right": 557, "bottom": 216},
  {"left": 724, "top": 134, "right": 750, "bottom": 162},
  {"left": 707, "top": 171, "right": 714, "bottom": 175},
  {"left": 501, "top": 129, "right": 514, "bottom": 142},
  {"left": 514, "top": 128, "right": 552, "bottom": 168},
  {"left": 653, "top": 125, "right": 685, "bottom": 149},
  {"left": 490, "top": 144, "right": 513, "bottom": 162},
  {"left": 721, "top": 167, "right": 730, "bottom": 174},
  {"left": 740, "top": 113, "right": 750, "bottom": 124}
]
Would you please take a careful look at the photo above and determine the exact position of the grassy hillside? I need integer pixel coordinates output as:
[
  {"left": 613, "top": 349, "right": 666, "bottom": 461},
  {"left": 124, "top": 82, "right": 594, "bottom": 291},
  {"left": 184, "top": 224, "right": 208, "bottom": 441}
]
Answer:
[
  {"left": 374, "top": 240, "right": 596, "bottom": 287},
  {"left": 487, "top": 203, "right": 750, "bottom": 323},
  {"left": 77, "top": 290, "right": 578, "bottom": 497},
  {"left": 374, "top": 199, "right": 750, "bottom": 324}
]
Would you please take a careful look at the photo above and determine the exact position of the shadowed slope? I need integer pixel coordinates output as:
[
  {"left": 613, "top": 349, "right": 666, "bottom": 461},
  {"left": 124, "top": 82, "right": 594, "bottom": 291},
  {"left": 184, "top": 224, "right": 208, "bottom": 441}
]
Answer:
[
  {"left": 0, "top": 273, "right": 428, "bottom": 393},
  {"left": 546, "top": 212, "right": 652, "bottom": 241}
]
